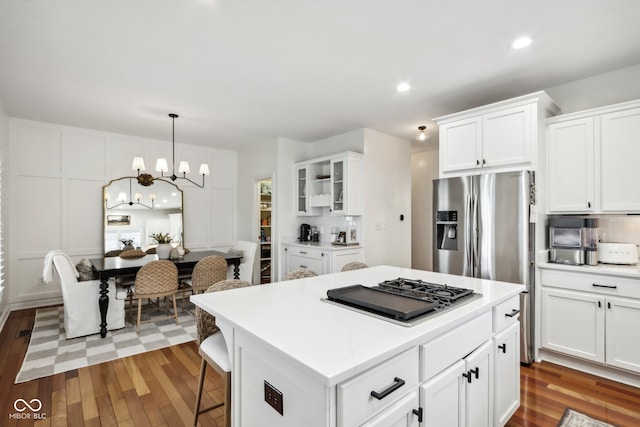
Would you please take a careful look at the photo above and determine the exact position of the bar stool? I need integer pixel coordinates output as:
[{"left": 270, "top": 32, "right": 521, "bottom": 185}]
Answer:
[{"left": 193, "top": 279, "right": 250, "bottom": 427}]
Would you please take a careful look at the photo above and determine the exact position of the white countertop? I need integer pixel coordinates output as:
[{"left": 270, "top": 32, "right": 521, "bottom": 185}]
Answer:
[
  {"left": 282, "top": 240, "right": 363, "bottom": 250},
  {"left": 191, "top": 265, "right": 524, "bottom": 386},
  {"left": 539, "top": 261, "right": 640, "bottom": 279}
]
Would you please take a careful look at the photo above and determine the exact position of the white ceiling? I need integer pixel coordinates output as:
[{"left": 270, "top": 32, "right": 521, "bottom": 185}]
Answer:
[{"left": 1, "top": 0, "right": 640, "bottom": 152}]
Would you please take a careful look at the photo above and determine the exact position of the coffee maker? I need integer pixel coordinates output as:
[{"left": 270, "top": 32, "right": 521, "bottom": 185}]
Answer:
[{"left": 299, "top": 223, "right": 311, "bottom": 242}]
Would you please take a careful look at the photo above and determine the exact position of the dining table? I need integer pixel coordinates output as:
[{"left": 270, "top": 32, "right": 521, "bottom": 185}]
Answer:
[{"left": 90, "top": 250, "right": 243, "bottom": 338}]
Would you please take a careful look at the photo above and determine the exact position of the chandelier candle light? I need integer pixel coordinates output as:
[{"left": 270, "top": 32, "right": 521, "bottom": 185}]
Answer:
[{"left": 132, "top": 114, "right": 210, "bottom": 188}]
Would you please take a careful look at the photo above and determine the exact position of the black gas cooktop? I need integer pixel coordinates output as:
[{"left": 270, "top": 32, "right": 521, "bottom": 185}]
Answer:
[{"left": 326, "top": 277, "right": 479, "bottom": 326}]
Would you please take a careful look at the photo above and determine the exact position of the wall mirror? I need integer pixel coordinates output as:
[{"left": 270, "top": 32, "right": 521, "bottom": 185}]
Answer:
[{"left": 102, "top": 177, "right": 183, "bottom": 253}]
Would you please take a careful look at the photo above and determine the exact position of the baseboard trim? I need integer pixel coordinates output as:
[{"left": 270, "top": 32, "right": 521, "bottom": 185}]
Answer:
[
  {"left": 539, "top": 349, "right": 640, "bottom": 388},
  {"left": 9, "top": 297, "right": 63, "bottom": 312}
]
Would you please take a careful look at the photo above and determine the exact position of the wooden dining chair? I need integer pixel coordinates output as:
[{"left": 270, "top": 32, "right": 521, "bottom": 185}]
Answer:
[
  {"left": 193, "top": 279, "right": 250, "bottom": 427},
  {"left": 181, "top": 255, "right": 228, "bottom": 310},
  {"left": 131, "top": 260, "right": 179, "bottom": 333}
]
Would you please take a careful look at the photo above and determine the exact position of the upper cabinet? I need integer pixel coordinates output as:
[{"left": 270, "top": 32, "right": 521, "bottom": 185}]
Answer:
[
  {"left": 435, "top": 91, "right": 559, "bottom": 177},
  {"left": 296, "top": 151, "right": 363, "bottom": 216},
  {"left": 601, "top": 107, "right": 640, "bottom": 212},
  {"left": 547, "top": 117, "right": 596, "bottom": 212},
  {"left": 547, "top": 100, "right": 640, "bottom": 214}
]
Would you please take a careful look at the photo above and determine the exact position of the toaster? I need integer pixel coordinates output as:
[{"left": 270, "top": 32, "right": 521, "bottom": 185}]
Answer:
[{"left": 598, "top": 243, "right": 638, "bottom": 265}]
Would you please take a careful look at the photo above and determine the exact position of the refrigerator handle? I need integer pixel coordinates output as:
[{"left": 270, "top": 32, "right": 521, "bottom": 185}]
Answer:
[
  {"left": 471, "top": 193, "right": 479, "bottom": 277},
  {"left": 465, "top": 194, "right": 473, "bottom": 272}
]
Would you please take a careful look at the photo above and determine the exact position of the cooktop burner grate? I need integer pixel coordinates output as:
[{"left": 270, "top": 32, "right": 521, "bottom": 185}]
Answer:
[{"left": 374, "top": 278, "right": 474, "bottom": 308}]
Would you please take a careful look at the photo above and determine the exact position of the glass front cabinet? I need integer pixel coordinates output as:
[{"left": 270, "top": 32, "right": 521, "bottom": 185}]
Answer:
[{"left": 296, "top": 151, "right": 363, "bottom": 216}]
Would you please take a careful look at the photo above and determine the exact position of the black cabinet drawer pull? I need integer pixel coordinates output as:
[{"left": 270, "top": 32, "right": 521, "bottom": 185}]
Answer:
[
  {"left": 505, "top": 309, "right": 520, "bottom": 318},
  {"left": 370, "top": 377, "right": 405, "bottom": 400},
  {"left": 299, "top": 265, "right": 307, "bottom": 269},
  {"left": 592, "top": 283, "right": 617, "bottom": 289},
  {"left": 299, "top": 251, "right": 308, "bottom": 255},
  {"left": 498, "top": 343, "right": 507, "bottom": 353}
]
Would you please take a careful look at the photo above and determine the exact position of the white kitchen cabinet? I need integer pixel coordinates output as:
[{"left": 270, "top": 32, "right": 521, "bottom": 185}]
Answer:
[
  {"left": 541, "top": 287, "right": 604, "bottom": 362},
  {"left": 540, "top": 268, "right": 640, "bottom": 374},
  {"left": 420, "top": 340, "right": 493, "bottom": 427},
  {"left": 493, "top": 322, "right": 520, "bottom": 427},
  {"left": 604, "top": 296, "right": 640, "bottom": 373},
  {"left": 331, "top": 153, "right": 364, "bottom": 216},
  {"left": 601, "top": 106, "right": 640, "bottom": 212},
  {"left": 295, "top": 151, "right": 363, "bottom": 216},
  {"left": 435, "top": 91, "right": 558, "bottom": 177},
  {"left": 283, "top": 245, "right": 328, "bottom": 276},
  {"left": 438, "top": 116, "right": 482, "bottom": 173},
  {"left": 282, "top": 243, "right": 364, "bottom": 277},
  {"left": 546, "top": 99, "right": 640, "bottom": 214},
  {"left": 547, "top": 117, "right": 595, "bottom": 212},
  {"left": 361, "top": 391, "right": 419, "bottom": 427}
]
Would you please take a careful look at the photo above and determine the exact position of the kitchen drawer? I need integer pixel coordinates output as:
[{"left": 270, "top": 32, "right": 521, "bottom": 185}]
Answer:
[
  {"left": 493, "top": 295, "right": 521, "bottom": 333},
  {"left": 541, "top": 269, "right": 640, "bottom": 299},
  {"left": 288, "top": 254, "right": 323, "bottom": 274},
  {"left": 337, "top": 347, "right": 419, "bottom": 427},
  {"left": 288, "top": 247, "right": 324, "bottom": 260},
  {"left": 420, "top": 311, "right": 491, "bottom": 382}
]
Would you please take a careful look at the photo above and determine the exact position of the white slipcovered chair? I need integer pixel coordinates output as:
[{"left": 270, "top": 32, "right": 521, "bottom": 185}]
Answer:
[
  {"left": 226, "top": 240, "right": 258, "bottom": 284},
  {"left": 46, "top": 250, "right": 126, "bottom": 339}
]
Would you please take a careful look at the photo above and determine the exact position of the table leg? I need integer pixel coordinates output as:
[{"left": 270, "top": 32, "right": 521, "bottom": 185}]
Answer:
[
  {"left": 234, "top": 263, "right": 240, "bottom": 280},
  {"left": 99, "top": 278, "right": 109, "bottom": 338}
]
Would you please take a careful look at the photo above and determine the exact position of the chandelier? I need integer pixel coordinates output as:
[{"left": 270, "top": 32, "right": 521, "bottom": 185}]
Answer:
[
  {"left": 104, "top": 178, "right": 155, "bottom": 209},
  {"left": 132, "top": 113, "right": 210, "bottom": 188}
]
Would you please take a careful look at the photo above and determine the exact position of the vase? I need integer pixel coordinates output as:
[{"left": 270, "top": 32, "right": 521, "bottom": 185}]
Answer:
[{"left": 156, "top": 243, "right": 173, "bottom": 259}]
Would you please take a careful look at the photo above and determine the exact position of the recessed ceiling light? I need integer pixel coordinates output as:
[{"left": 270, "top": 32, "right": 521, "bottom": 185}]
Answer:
[
  {"left": 510, "top": 37, "right": 532, "bottom": 50},
  {"left": 396, "top": 82, "right": 411, "bottom": 92}
]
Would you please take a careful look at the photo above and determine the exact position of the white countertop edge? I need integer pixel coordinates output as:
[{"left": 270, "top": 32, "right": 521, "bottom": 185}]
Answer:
[
  {"left": 538, "top": 261, "right": 640, "bottom": 279},
  {"left": 192, "top": 266, "right": 524, "bottom": 386}
]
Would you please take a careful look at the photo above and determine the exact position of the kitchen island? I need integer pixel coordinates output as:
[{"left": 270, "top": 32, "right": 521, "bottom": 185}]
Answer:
[{"left": 191, "top": 265, "right": 525, "bottom": 427}]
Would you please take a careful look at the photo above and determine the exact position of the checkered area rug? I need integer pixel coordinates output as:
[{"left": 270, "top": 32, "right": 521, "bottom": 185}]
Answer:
[{"left": 15, "top": 305, "right": 197, "bottom": 384}]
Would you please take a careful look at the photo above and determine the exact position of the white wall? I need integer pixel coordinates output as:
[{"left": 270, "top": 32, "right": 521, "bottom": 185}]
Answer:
[
  {"left": 546, "top": 63, "right": 640, "bottom": 114},
  {"left": 0, "top": 99, "right": 9, "bottom": 324},
  {"left": 7, "top": 118, "right": 237, "bottom": 307},
  {"left": 411, "top": 150, "right": 439, "bottom": 271},
  {"left": 363, "top": 129, "right": 412, "bottom": 268}
]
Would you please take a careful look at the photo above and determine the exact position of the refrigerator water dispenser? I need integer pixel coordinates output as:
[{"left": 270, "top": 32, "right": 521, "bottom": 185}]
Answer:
[{"left": 436, "top": 211, "right": 458, "bottom": 251}]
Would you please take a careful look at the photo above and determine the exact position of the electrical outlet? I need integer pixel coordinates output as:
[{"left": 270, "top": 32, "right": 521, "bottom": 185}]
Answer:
[{"left": 264, "top": 380, "right": 283, "bottom": 415}]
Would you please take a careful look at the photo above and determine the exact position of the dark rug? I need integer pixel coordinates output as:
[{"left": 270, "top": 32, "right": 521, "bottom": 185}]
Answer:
[{"left": 557, "top": 408, "right": 617, "bottom": 427}]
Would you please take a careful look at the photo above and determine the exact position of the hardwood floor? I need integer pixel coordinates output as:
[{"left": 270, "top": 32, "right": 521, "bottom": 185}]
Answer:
[{"left": 2, "top": 307, "right": 639, "bottom": 426}]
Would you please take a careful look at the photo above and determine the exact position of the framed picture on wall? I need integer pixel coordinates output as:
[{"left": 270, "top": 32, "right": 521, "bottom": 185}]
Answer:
[{"left": 107, "top": 215, "right": 131, "bottom": 226}]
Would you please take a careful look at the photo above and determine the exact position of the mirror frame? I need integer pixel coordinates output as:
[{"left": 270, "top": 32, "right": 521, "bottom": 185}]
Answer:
[{"left": 102, "top": 176, "right": 184, "bottom": 253}]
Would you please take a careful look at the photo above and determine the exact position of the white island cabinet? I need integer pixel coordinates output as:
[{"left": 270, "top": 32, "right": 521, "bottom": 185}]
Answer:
[{"left": 191, "top": 266, "right": 524, "bottom": 427}]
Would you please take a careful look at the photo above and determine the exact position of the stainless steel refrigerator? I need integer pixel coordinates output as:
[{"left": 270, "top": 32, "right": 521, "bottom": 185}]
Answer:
[{"left": 433, "top": 170, "right": 534, "bottom": 363}]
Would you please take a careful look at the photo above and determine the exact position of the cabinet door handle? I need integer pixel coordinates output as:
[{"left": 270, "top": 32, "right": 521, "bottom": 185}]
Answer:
[
  {"left": 300, "top": 251, "right": 307, "bottom": 254},
  {"left": 370, "top": 377, "right": 405, "bottom": 400},
  {"left": 598, "top": 300, "right": 602, "bottom": 308},
  {"left": 587, "top": 201, "right": 591, "bottom": 208},
  {"left": 300, "top": 265, "right": 307, "bottom": 269},
  {"left": 607, "top": 301, "right": 611, "bottom": 309},
  {"left": 482, "top": 159, "right": 486, "bottom": 165},
  {"left": 476, "top": 159, "right": 480, "bottom": 166},
  {"left": 470, "top": 367, "right": 479, "bottom": 379},
  {"left": 498, "top": 343, "right": 507, "bottom": 353},
  {"left": 592, "top": 283, "right": 617, "bottom": 289},
  {"left": 505, "top": 309, "right": 520, "bottom": 318},
  {"left": 412, "top": 407, "right": 423, "bottom": 423}
]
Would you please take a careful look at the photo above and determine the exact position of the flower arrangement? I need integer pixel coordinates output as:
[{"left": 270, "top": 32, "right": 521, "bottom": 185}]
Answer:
[
  {"left": 150, "top": 232, "right": 172, "bottom": 244},
  {"left": 120, "top": 238, "right": 134, "bottom": 246}
]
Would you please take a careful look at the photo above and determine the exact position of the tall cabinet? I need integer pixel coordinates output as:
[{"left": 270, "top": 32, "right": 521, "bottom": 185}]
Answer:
[{"left": 258, "top": 178, "right": 272, "bottom": 284}]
